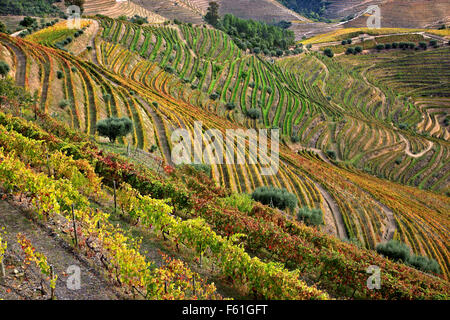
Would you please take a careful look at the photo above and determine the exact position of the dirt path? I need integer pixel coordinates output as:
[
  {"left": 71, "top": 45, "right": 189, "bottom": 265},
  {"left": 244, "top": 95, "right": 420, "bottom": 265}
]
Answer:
[
  {"left": 89, "top": 20, "right": 100, "bottom": 66},
  {"left": 314, "top": 183, "right": 348, "bottom": 240},
  {"left": 399, "top": 134, "right": 434, "bottom": 158},
  {"left": 361, "top": 64, "right": 386, "bottom": 111},
  {"left": 376, "top": 200, "right": 397, "bottom": 241},
  {"left": 0, "top": 200, "right": 119, "bottom": 300},
  {"left": 4, "top": 41, "right": 26, "bottom": 88},
  {"left": 313, "top": 55, "right": 329, "bottom": 93}
]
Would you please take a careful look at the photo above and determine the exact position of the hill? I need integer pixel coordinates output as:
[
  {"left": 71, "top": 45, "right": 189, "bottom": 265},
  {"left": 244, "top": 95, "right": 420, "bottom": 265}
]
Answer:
[
  {"left": 329, "top": 0, "right": 450, "bottom": 28},
  {"left": 0, "top": 12, "right": 449, "bottom": 300},
  {"left": 83, "top": 0, "right": 166, "bottom": 23}
]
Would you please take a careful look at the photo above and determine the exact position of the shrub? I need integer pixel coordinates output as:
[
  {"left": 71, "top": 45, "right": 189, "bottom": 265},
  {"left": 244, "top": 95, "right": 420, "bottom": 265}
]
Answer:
[
  {"left": 56, "top": 70, "right": 63, "bottom": 79},
  {"left": 251, "top": 186, "right": 297, "bottom": 211},
  {"left": 419, "top": 42, "right": 427, "bottom": 49},
  {"left": 152, "top": 101, "right": 159, "bottom": 108},
  {"left": 323, "top": 48, "right": 334, "bottom": 57},
  {"left": 326, "top": 150, "right": 336, "bottom": 160},
  {"left": 376, "top": 44, "right": 385, "bottom": 50},
  {"left": 164, "top": 66, "right": 174, "bottom": 73},
  {"left": 376, "top": 240, "right": 411, "bottom": 262},
  {"left": 20, "top": 16, "right": 36, "bottom": 28},
  {"left": 341, "top": 40, "right": 347, "bottom": 45},
  {"left": 225, "top": 102, "right": 235, "bottom": 110},
  {"left": 96, "top": 117, "right": 133, "bottom": 142},
  {"left": 58, "top": 99, "right": 70, "bottom": 109},
  {"left": 188, "top": 164, "right": 211, "bottom": 177},
  {"left": 246, "top": 108, "right": 261, "bottom": 119},
  {"left": 291, "top": 135, "right": 300, "bottom": 143},
  {"left": 354, "top": 46, "right": 362, "bottom": 53},
  {"left": 346, "top": 39, "right": 352, "bottom": 44},
  {"left": 0, "top": 61, "right": 10, "bottom": 78},
  {"left": 103, "top": 93, "right": 111, "bottom": 103},
  {"left": 384, "top": 43, "right": 392, "bottom": 49},
  {"left": 149, "top": 144, "right": 158, "bottom": 153},
  {"left": 429, "top": 39, "right": 438, "bottom": 47},
  {"left": 297, "top": 206, "right": 323, "bottom": 226},
  {"left": 209, "top": 92, "right": 219, "bottom": 100},
  {"left": 220, "top": 193, "right": 254, "bottom": 213},
  {"left": 398, "top": 123, "right": 408, "bottom": 130},
  {"left": 392, "top": 42, "right": 398, "bottom": 49},
  {"left": 346, "top": 47, "right": 354, "bottom": 55},
  {"left": 408, "top": 255, "right": 441, "bottom": 274}
]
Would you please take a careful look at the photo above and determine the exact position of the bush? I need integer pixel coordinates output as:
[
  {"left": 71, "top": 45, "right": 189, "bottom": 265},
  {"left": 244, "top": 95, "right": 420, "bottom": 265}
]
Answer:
[
  {"left": 56, "top": 70, "right": 63, "bottom": 79},
  {"left": 220, "top": 193, "right": 254, "bottom": 213},
  {"left": 188, "top": 164, "right": 211, "bottom": 177},
  {"left": 96, "top": 117, "right": 133, "bottom": 142},
  {"left": 251, "top": 186, "right": 297, "bottom": 211},
  {"left": 0, "top": 61, "right": 10, "bottom": 78},
  {"left": 323, "top": 48, "right": 334, "bottom": 57},
  {"left": 346, "top": 47, "right": 354, "bottom": 55},
  {"left": 291, "top": 135, "right": 300, "bottom": 143},
  {"left": 398, "top": 123, "right": 408, "bottom": 130},
  {"left": 297, "top": 206, "right": 323, "bottom": 226},
  {"left": 209, "top": 92, "right": 219, "bottom": 100},
  {"left": 376, "top": 240, "right": 411, "bottom": 262},
  {"left": 152, "top": 101, "right": 159, "bottom": 108},
  {"left": 429, "top": 40, "right": 438, "bottom": 47},
  {"left": 225, "top": 102, "right": 235, "bottom": 110},
  {"left": 384, "top": 43, "right": 392, "bottom": 49},
  {"left": 246, "top": 108, "right": 261, "bottom": 119},
  {"left": 392, "top": 42, "right": 398, "bottom": 49},
  {"left": 20, "top": 16, "right": 36, "bottom": 28},
  {"left": 326, "top": 150, "right": 336, "bottom": 160},
  {"left": 58, "top": 99, "right": 70, "bottom": 109},
  {"left": 408, "top": 255, "right": 441, "bottom": 274},
  {"left": 419, "top": 42, "right": 427, "bottom": 49},
  {"left": 354, "top": 46, "right": 362, "bottom": 53},
  {"left": 149, "top": 144, "right": 158, "bottom": 153},
  {"left": 376, "top": 44, "right": 385, "bottom": 50}
]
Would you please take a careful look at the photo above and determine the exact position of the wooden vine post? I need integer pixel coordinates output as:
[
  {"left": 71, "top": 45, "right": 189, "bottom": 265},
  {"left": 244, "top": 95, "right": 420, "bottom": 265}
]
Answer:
[
  {"left": 50, "top": 265, "right": 55, "bottom": 300},
  {"left": 113, "top": 180, "right": 117, "bottom": 213},
  {"left": 72, "top": 204, "right": 78, "bottom": 248}
]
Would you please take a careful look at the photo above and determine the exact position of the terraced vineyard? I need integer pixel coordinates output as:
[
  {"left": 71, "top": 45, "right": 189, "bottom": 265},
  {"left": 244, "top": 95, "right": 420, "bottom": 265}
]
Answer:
[
  {"left": 0, "top": 12, "right": 449, "bottom": 300},
  {"left": 83, "top": 0, "right": 166, "bottom": 23}
]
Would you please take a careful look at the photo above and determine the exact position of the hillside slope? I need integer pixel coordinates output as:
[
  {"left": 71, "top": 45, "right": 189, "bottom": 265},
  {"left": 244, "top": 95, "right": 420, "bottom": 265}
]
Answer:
[{"left": 330, "top": 0, "right": 450, "bottom": 28}]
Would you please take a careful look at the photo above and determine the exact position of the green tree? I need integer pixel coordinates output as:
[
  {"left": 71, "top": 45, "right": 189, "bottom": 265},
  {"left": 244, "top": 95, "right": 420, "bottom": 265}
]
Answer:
[
  {"left": 96, "top": 117, "right": 133, "bottom": 142},
  {"left": 376, "top": 240, "right": 411, "bottom": 262},
  {"left": 0, "top": 21, "right": 7, "bottom": 34},
  {"left": 251, "top": 186, "right": 297, "bottom": 211},
  {"left": 204, "top": 1, "right": 220, "bottom": 26},
  {"left": 323, "top": 48, "right": 334, "bottom": 57},
  {"left": 297, "top": 206, "right": 323, "bottom": 226},
  {"left": 0, "top": 61, "right": 10, "bottom": 78},
  {"left": 20, "top": 16, "right": 36, "bottom": 28}
]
